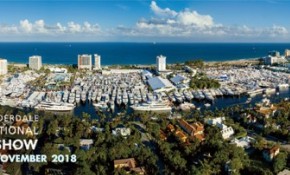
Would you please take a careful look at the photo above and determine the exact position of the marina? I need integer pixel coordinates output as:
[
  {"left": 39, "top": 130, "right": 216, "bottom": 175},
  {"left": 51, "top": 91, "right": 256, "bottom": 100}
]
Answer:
[{"left": 0, "top": 64, "right": 288, "bottom": 119}]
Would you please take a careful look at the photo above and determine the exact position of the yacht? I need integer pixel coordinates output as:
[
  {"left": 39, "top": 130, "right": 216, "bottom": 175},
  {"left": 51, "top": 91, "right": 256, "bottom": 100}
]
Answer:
[
  {"left": 264, "top": 88, "right": 276, "bottom": 94},
  {"left": 128, "top": 93, "right": 134, "bottom": 105},
  {"left": 196, "top": 90, "right": 205, "bottom": 100},
  {"left": 62, "top": 91, "right": 69, "bottom": 103},
  {"left": 183, "top": 91, "right": 193, "bottom": 101},
  {"left": 75, "top": 91, "right": 81, "bottom": 103},
  {"left": 174, "top": 91, "right": 184, "bottom": 103},
  {"left": 96, "top": 91, "right": 102, "bottom": 102},
  {"left": 122, "top": 92, "right": 128, "bottom": 104},
  {"left": 88, "top": 91, "right": 93, "bottom": 101},
  {"left": 34, "top": 102, "right": 75, "bottom": 111},
  {"left": 131, "top": 102, "right": 172, "bottom": 112},
  {"left": 92, "top": 91, "right": 97, "bottom": 102},
  {"left": 247, "top": 88, "right": 263, "bottom": 97},
  {"left": 204, "top": 103, "right": 211, "bottom": 108},
  {"left": 203, "top": 90, "right": 215, "bottom": 101},
  {"left": 93, "top": 102, "right": 108, "bottom": 111},
  {"left": 68, "top": 92, "right": 76, "bottom": 104},
  {"left": 225, "top": 87, "right": 234, "bottom": 96},
  {"left": 81, "top": 91, "right": 87, "bottom": 103},
  {"left": 278, "top": 84, "right": 289, "bottom": 90}
]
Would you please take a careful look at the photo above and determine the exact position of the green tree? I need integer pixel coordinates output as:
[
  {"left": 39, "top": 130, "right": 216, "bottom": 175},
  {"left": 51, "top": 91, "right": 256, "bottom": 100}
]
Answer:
[{"left": 273, "top": 152, "right": 287, "bottom": 173}]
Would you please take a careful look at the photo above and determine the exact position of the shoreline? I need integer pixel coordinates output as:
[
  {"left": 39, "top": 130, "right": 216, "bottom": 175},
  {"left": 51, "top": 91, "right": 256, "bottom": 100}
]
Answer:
[{"left": 8, "top": 57, "right": 261, "bottom": 68}]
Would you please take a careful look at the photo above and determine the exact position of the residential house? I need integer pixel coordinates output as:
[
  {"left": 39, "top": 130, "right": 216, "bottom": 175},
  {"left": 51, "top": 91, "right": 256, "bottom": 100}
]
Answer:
[
  {"left": 114, "top": 158, "right": 145, "bottom": 175},
  {"left": 206, "top": 117, "right": 235, "bottom": 140},
  {"left": 112, "top": 127, "right": 131, "bottom": 137},
  {"left": 79, "top": 139, "right": 94, "bottom": 151},
  {"left": 166, "top": 124, "right": 175, "bottom": 132},
  {"left": 255, "top": 104, "right": 277, "bottom": 119},
  {"left": 178, "top": 119, "right": 205, "bottom": 141},
  {"left": 231, "top": 136, "right": 255, "bottom": 149},
  {"left": 220, "top": 126, "right": 235, "bottom": 140},
  {"left": 263, "top": 145, "right": 280, "bottom": 162},
  {"left": 174, "top": 129, "right": 188, "bottom": 143},
  {"left": 206, "top": 117, "right": 225, "bottom": 125}
]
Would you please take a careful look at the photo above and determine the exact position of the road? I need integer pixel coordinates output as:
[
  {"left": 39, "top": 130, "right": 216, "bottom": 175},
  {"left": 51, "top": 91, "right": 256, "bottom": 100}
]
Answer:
[
  {"left": 132, "top": 122, "right": 165, "bottom": 174},
  {"left": 247, "top": 129, "right": 290, "bottom": 152}
]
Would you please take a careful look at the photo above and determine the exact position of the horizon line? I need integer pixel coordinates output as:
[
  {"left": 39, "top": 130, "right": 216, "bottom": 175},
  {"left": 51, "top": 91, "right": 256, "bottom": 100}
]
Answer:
[{"left": 0, "top": 41, "right": 290, "bottom": 44}]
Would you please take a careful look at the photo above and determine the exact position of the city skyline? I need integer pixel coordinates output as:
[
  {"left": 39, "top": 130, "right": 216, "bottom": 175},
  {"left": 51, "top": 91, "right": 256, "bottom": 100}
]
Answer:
[{"left": 0, "top": 0, "right": 289, "bottom": 42}]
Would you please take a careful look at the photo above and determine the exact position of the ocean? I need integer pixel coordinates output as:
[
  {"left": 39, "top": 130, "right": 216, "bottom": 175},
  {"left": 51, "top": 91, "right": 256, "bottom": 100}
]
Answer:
[{"left": 0, "top": 42, "right": 290, "bottom": 65}]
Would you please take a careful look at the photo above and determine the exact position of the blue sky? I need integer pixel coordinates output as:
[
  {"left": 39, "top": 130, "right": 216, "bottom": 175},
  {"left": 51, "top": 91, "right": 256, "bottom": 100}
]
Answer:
[{"left": 0, "top": 0, "right": 289, "bottom": 42}]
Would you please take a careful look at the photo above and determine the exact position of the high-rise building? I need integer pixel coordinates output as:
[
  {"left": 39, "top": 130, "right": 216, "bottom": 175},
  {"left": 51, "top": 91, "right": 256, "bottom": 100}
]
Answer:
[
  {"left": 285, "top": 49, "right": 290, "bottom": 58},
  {"left": 0, "top": 59, "right": 8, "bottom": 75},
  {"left": 29, "top": 55, "right": 42, "bottom": 70},
  {"left": 156, "top": 55, "right": 166, "bottom": 71},
  {"left": 78, "top": 54, "right": 92, "bottom": 70},
  {"left": 94, "top": 54, "right": 101, "bottom": 70}
]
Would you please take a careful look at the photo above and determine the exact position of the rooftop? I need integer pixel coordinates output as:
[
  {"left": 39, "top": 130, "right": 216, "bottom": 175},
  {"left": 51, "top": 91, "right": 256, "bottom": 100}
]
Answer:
[{"left": 147, "top": 76, "right": 175, "bottom": 92}]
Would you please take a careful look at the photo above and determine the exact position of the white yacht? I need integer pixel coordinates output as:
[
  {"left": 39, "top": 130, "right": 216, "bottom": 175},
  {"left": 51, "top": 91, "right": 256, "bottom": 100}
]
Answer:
[
  {"left": 122, "top": 92, "right": 128, "bottom": 104},
  {"left": 75, "top": 91, "right": 81, "bottom": 103},
  {"left": 247, "top": 88, "right": 263, "bottom": 97},
  {"left": 278, "top": 84, "right": 289, "bottom": 90},
  {"left": 203, "top": 90, "right": 215, "bottom": 101},
  {"left": 131, "top": 102, "right": 172, "bottom": 112},
  {"left": 196, "top": 90, "right": 205, "bottom": 100},
  {"left": 183, "top": 91, "right": 193, "bottom": 101},
  {"left": 174, "top": 91, "right": 184, "bottom": 103},
  {"left": 93, "top": 102, "right": 108, "bottom": 111},
  {"left": 81, "top": 91, "right": 87, "bottom": 103},
  {"left": 62, "top": 91, "right": 69, "bottom": 103},
  {"left": 34, "top": 102, "right": 75, "bottom": 111},
  {"left": 68, "top": 92, "right": 76, "bottom": 104},
  {"left": 204, "top": 103, "right": 211, "bottom": 108},
  {"left": 264, "top": 88, "right": 276, "bottom": 94}
]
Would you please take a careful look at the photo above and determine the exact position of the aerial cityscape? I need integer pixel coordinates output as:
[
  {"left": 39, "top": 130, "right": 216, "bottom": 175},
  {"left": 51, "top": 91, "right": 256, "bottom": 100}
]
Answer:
[{"left": 0, "top": 0, "right": 290, "bottom": 175}]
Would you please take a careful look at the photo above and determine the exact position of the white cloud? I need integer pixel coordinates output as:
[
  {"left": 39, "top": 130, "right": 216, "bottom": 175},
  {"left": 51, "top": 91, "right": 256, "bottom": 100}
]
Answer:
[
  {"left": 123, "top": 1, "right": 289, "bottom": 41},
  {"left": 56, "top": 22, "right": 66, "bottom": 33},
  {"left": 0, "top": 24, "right": 18, "bottom": 33},
  {"left": 177, "top": 9, "right": 214, "bottom": 27},
  {"left": 266, "top": 25, "right": 288, "bottom": 36},
  {"left": 20, "top": 19, "right": 33, "bottom": 33},
  {"left": 0, "top": 19, "right": 101, "bottom": 36},
  {"left": 0, "top": 2, "right": 288, "bottom": 42},
  {"left": 67, "top": 22, "right": 81, "bottom": 33},
  {"left": 150, "top": 1, "right": 177, "bottom": 17}
]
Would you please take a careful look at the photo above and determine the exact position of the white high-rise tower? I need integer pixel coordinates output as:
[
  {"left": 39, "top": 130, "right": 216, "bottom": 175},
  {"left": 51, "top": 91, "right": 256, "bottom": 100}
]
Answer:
[
  {"left": 29, "top": 55, "right": 42, "bottom": 70},
  {"left": 94, "top": 54, "right": 101, "bottom": 70},
  {"left": 0, "top": 59, "right": 8, "bottom": 75},
  {"left": 156, "top": 55, "right": 166, "bottom": 71}
]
